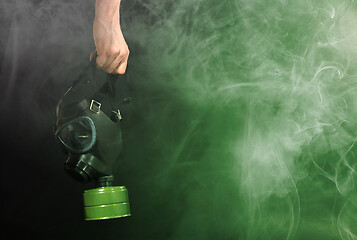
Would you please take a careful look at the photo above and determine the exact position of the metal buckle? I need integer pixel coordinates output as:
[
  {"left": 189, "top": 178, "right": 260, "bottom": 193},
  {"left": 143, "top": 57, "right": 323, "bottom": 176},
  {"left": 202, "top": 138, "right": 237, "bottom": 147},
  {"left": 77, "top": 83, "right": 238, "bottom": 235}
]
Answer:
[
  {"left": 111, "top": 109, "right": 122, "bottom": 120},
  {"left": 117, "top": 110, "right": 123, "bottom": 120},
  {"left": 89, "top": 99, "right": 101, "bottom": 113}
]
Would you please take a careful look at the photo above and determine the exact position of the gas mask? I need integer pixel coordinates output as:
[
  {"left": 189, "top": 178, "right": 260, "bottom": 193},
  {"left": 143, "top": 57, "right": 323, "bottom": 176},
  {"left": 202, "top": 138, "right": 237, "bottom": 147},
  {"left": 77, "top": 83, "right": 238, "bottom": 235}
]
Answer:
[{"left": 54, "top": 55, "right": 131, "bottom": 220}]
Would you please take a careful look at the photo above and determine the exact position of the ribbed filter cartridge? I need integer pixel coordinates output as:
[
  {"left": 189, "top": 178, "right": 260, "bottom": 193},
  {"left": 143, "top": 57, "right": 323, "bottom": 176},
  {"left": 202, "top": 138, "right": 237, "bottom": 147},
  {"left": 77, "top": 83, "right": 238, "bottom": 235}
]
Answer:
[{"left": 83, "top": 186, "right": 130, "bottom": 221}]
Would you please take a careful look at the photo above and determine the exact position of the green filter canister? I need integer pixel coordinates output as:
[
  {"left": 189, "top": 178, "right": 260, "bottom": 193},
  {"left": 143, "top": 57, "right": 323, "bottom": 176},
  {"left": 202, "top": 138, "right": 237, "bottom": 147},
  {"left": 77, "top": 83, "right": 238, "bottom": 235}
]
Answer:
[{"left": 83, "top": 186, "right": 130, "bottom": 221}]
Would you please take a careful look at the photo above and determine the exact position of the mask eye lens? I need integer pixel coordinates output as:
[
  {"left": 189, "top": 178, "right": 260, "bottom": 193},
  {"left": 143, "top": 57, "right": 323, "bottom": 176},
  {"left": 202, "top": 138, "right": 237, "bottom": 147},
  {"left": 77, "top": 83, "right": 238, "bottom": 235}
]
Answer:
[{"left": 57, "top": 117, "right": 95, "bottom": 153}]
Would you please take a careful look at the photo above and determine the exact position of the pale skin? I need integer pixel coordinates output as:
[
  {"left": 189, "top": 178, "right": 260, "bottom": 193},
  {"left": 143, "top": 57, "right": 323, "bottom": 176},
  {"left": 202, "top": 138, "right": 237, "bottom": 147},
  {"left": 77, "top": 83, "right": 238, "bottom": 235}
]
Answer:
[{"left": 92, "top": 0, "right": 129, "bottom": 74}]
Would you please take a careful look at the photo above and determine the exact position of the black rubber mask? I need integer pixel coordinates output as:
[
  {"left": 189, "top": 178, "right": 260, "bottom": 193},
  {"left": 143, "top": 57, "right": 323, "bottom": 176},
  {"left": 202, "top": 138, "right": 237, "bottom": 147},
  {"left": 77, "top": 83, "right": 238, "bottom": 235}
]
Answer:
[{"left": 54, "top": 57, "right": 125, "bottom": 183}]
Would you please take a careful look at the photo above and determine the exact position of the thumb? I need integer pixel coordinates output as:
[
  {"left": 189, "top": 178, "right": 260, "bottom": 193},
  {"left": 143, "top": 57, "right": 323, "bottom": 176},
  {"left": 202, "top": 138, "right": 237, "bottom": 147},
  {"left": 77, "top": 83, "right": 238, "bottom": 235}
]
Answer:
[{"left": 89, "top": 51, "right": 96, "bottom": 61}]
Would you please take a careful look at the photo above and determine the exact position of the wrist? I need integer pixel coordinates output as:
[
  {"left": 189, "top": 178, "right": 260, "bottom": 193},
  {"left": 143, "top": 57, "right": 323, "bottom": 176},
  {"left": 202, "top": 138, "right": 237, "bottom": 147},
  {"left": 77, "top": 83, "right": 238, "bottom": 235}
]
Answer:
[{"left": 95, "top": 0, "right": 121, "bottom": 24}]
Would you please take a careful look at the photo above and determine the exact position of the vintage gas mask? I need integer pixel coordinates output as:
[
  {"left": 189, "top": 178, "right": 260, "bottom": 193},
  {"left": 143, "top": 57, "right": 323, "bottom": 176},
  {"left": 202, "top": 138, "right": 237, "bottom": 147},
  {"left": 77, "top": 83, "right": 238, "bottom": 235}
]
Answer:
[{"left": 54, "top": 56, "right": 131, "bottom": 220}]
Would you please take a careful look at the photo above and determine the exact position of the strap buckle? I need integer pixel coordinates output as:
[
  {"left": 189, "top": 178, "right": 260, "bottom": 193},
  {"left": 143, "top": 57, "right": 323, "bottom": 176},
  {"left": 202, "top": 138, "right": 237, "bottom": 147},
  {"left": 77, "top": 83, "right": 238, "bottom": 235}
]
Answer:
[
  {"left": 89, "top": 99, "right": 101, "bottom": 113},
  {"left": 111, "top": 109, "right": 123, "bottom": 121}
]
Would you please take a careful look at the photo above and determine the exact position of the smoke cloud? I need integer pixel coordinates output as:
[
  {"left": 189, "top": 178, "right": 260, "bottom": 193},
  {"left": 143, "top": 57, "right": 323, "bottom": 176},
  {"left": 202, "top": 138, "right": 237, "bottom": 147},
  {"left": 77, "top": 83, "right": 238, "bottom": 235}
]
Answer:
[{"left": 125, "top": 0, "right": 357, "bottom": 239}]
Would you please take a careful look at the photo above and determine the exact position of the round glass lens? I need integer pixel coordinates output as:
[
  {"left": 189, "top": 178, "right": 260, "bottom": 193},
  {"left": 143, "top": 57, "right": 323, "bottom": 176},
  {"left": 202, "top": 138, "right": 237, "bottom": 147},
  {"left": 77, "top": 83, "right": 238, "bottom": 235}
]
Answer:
[{"left": 57, "top": 117, "right": 95, "bottom": 153}]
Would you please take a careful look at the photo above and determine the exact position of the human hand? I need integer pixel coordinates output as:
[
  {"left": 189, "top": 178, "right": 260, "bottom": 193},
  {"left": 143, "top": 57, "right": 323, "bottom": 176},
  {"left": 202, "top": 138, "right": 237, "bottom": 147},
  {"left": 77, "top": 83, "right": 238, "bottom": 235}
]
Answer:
[{"left": 93, "top": 0, "right": 129, "bottom": 74}]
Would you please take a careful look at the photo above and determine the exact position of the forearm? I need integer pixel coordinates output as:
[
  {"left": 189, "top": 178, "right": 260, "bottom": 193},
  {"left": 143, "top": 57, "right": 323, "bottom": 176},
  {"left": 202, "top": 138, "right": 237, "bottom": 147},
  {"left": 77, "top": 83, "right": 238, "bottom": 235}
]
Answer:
[{"left": 95, "top": 0, "right": 121, "bottom": 26}]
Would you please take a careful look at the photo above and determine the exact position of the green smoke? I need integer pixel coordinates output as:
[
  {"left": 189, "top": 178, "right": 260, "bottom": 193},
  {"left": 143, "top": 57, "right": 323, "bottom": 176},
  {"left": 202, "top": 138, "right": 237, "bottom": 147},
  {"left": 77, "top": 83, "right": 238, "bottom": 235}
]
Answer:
[{"left": 121, "top": 0, "right": 357, "bottom": 239}]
